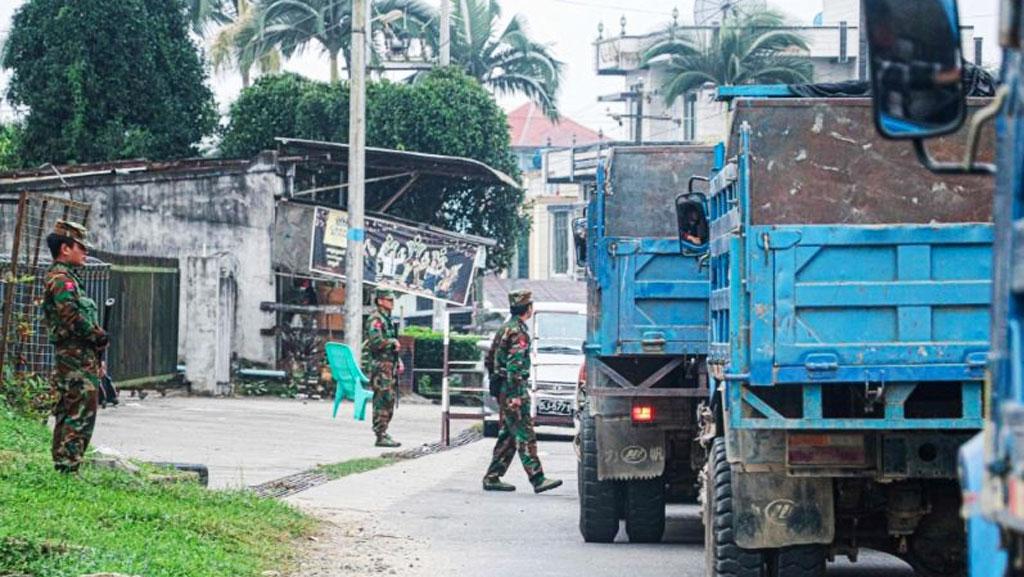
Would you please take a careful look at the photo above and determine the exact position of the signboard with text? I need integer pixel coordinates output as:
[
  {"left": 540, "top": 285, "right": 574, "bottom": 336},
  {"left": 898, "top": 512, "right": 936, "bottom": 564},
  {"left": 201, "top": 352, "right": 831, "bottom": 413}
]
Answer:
[{"left": 310, "top": 206, "right": 485, "bottom": 306}]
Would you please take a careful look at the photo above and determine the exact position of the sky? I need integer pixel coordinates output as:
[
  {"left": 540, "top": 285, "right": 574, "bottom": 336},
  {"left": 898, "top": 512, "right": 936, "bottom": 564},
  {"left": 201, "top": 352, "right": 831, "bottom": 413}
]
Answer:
[{"left": 0, "top": 0, "right": 1002, "bottom": 140}]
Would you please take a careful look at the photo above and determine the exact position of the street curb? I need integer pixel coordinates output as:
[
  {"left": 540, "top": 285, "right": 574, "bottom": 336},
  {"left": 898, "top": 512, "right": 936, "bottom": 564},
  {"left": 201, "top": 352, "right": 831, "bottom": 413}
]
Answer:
[{"left": 250, "top": 427, "right": 483, "bottom": 498}]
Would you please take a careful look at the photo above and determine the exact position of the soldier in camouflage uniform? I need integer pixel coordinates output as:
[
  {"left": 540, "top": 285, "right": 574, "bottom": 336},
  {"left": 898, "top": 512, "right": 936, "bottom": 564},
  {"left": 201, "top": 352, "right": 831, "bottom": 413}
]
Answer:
[
  {"left": 363, "top": 288, "right": 403, "bottom": 447},
  {"left": 42, "top": 220, "right": 109, "bottom": 473},
  {"left": 483, "top": 289, "right": 562, "bottom": 494}
]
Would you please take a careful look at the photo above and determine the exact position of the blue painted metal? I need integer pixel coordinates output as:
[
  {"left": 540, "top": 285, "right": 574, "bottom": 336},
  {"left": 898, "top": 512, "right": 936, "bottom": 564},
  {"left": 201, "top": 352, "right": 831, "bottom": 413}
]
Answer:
[
  {"left": 961, "top": 30, "right": 1024, "bottom": 577},
  {"left": 709, "top": 117, "right": 992, "bottom": 432},
  {"left": 586, "top": 163, "right": 710, "bottom": 358},
  {"left": 961, "top": 434, "right": 1009, "bottom": 577},
  {"left": 715, "top": 84, "right": 795, "bottom": 101}
]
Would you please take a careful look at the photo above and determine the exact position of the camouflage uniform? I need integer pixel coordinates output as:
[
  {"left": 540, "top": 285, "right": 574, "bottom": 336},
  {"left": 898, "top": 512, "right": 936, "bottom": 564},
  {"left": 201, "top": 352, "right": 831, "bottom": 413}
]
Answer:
[
  {"left": 41, "top": 221, "right": 107, "bottom": 473},
  {"left": 484, "top": 289, "right": 560, "bottom": 493},
  {"left": 363, "top": 289, "right": 401, "bottom": 445}
]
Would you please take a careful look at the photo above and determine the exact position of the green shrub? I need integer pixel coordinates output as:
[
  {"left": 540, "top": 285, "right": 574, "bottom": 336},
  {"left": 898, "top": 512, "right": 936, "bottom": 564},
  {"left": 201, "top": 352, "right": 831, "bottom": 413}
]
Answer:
[
  {"left": 402, "top": 326, "right": 481, "bottom": 367},
  {"left": 0, "top": 368, "right": 53, "bottom": 421}
]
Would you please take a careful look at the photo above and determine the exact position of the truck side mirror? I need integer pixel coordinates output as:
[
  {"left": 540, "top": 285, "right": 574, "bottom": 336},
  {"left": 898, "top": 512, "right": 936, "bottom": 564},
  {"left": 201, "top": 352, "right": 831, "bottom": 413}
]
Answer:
[
  {"left": 864, "top": 0, "right": 965, "bottom": 140},
  {"left": 572, "top": 216, "right": 587, "bottom": 264},
  {"left": 676, "top": 191, "right": 708, "bottom": 253}
]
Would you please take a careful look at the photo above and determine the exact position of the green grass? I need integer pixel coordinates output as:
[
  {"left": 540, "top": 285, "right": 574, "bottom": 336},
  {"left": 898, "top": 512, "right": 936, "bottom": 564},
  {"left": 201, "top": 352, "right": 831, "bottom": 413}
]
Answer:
[
  {"left": 0, "top": 408, "right": 316, "bottom": 577},
  {"left": 317, "top": 457, "right": 395, "bottom": 480}
]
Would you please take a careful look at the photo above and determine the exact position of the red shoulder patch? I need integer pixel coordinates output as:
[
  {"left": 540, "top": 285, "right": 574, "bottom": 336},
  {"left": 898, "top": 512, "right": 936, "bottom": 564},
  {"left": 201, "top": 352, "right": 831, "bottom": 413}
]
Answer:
[
  {"left": 64, "top": 281, "right": 76, "bottom": 291},
  {"left": 517, "top": 334, "right": 529, "bottom": 347}
]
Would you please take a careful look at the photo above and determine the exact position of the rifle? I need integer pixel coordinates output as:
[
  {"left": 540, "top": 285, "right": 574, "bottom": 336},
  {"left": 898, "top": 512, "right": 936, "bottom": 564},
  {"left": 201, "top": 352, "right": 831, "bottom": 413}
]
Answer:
[{"left": 98, "top": 298, "right": 118, "bottom": 408}]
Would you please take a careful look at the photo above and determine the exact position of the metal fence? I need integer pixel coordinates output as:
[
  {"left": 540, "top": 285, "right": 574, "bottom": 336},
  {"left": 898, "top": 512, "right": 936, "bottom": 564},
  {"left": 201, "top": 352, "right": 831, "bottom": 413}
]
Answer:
[
  {"left": 0, "top": 194, "right": 95, "bottom": 377},
  {"left": 94, "top": 251, "right": 180, "bottom": 388}
]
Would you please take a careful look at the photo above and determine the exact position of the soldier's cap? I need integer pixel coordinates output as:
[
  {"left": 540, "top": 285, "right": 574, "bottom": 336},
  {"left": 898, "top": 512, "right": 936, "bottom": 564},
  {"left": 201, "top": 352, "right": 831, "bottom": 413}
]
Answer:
[
  {"left": 52, "top": 219, "right": 93, "bottom": 250},
  {"left": 375, "top": 289, "right": 397, "bottom": 300},
  {"left": 508, "top": 289, "right": 533, "bottom": 307}
]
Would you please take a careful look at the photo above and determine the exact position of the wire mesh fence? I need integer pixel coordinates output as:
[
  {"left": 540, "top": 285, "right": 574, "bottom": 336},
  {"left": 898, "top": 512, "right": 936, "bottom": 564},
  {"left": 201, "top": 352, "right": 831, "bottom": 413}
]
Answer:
[{"left": 0, "top": 193, "right": 106, "bottom": 378}]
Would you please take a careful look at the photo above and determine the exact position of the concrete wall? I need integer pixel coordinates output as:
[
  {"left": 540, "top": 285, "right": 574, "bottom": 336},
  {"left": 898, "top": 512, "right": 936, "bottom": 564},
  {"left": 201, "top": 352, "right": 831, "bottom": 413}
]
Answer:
[{"left": 1, "top": 154, "right": 283, "bottom": 368}]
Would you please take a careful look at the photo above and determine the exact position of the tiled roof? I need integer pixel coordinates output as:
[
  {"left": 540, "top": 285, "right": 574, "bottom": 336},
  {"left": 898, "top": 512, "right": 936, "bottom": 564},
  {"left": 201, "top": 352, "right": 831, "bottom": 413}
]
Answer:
[{"left": 507, "top": 102, "right": 603, "bottom": 149}]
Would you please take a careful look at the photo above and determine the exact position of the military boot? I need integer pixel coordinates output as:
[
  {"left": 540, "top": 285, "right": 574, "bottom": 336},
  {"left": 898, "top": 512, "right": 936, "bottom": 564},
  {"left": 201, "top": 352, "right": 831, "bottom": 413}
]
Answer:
[
  {"left": 532, "top": 476, "right": 563, "bottom": 494},
  {"left": 375, "top": 435, "right": 401, "bottom": 448},
  {"left": 482, "top": 476, "right": 516, "bottom": 491}
]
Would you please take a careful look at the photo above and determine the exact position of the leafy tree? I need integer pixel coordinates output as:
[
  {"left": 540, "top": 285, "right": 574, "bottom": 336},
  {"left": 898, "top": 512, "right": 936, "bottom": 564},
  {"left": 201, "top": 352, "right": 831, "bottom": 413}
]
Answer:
[
  {"left": 254, "top": 0, "right": 435, "bottom": 83},
  {"left": 221, "top": 69, "right": 526, "bottom": 270},
  {"left": 0, "top": 124, "right": 24, "bottom": 172},
  {"left": 2, "top": 0, "right": 218, "bottom": 164},
  {"left": 643, "top": 9, "right": 813, "bottom": 105},
  {"left": 426, "top": 0, "right": 563, "bottom": 119},
  {"left": 220, "top": 73, "right": 346, "bottom": 157}
]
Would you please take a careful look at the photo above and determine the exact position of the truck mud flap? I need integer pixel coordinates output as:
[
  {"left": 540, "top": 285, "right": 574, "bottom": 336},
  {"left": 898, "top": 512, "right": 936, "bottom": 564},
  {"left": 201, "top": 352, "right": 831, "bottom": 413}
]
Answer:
[
  {"left": 595, "top": 416, "right": 666, "bottom": 481},
  {"left": 732, "top": 470, "right": 834, "bottom": 549}
]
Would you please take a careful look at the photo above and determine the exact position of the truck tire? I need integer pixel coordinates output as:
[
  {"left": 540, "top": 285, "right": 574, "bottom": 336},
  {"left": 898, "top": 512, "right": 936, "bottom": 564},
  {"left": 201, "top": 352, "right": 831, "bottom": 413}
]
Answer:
[
  {"left": 625, "top": 478, "right": 666, "bottom": 543},
  {"left": 770, "top": 546, "right": 825, "bottom": 577},
  {"left": 706, "top": 437, "right": 766, "bottom": 577},
  {"left": 579, "top": 412, "right": 621, "bottom": 543}
]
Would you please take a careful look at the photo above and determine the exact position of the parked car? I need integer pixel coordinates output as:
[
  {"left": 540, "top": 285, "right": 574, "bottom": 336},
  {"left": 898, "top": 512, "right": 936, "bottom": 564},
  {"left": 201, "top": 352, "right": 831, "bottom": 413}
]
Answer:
[{"left": 481, "top": 301, "right": 586, "bottom": 437}]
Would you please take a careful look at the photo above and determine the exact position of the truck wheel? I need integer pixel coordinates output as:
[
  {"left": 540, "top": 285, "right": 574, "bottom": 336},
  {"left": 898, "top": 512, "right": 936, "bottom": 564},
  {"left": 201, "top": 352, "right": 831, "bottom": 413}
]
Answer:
[
  {"left": 706, "top": 437, "right": 766, "bottom": 577},
  {"left": 579, "top": 413, "right": 621, "bottom": 543},
  {"left": 625, "top": 478, "right": 666, "bottom": 542},
  {"left": 770, "top": 545, "right": 825, "bottom": 577}
]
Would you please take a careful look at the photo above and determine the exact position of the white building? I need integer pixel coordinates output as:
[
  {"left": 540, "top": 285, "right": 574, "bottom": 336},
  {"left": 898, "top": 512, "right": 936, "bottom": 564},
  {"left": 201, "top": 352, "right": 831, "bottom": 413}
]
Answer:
[
  {"left": 594, "top": 0, "right": 980, "bottom": 145},
  {"left": 506, "top": 102, "right": 603, "bottom": 280}
]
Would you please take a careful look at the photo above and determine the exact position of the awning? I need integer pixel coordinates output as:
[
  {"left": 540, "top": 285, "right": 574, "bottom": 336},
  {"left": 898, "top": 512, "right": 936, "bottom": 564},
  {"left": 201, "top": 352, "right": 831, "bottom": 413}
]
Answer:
[{"left": 275, "top": 138, "right": 521, "bottom": 189}]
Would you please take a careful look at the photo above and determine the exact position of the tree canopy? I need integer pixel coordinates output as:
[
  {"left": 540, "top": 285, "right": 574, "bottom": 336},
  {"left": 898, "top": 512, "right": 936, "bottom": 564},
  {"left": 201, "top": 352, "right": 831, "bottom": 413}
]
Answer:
[
  {"left": 221, "top": 68, "right": 526, "bottom": 271},
  {"left": 643, "top": 9, "right": 813, "bottom": 105},
  {"left": 2, "top": 0, "right": 218, "bottom": 165},
  {"left": 426, "top": 0, "right": 563, "bottom": 119}
]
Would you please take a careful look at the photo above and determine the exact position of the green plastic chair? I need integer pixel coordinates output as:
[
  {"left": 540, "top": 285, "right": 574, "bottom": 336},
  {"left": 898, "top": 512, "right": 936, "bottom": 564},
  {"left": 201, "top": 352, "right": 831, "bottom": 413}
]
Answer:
[{"left": 326, "top": 342, "right": 373, "bottom": 421}]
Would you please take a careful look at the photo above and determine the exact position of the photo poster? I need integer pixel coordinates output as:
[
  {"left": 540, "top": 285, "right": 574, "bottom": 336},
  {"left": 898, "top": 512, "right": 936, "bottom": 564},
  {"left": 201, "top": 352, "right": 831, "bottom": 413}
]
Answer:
[{"left": 310, "top": 206, "right": 485, "bottom": 306}]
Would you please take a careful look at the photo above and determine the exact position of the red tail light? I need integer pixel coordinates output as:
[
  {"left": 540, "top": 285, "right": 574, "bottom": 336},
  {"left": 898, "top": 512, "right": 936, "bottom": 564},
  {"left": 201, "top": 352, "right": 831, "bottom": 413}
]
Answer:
[{"left": 632, "top": 404, "right": 655, "bottom": 423}]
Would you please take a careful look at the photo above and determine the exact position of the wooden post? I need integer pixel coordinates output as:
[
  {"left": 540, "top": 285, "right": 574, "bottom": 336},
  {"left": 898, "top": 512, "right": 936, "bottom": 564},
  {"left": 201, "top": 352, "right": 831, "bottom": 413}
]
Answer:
[{"left": 441, "top": 305, "right": 451, "bottom": 445}]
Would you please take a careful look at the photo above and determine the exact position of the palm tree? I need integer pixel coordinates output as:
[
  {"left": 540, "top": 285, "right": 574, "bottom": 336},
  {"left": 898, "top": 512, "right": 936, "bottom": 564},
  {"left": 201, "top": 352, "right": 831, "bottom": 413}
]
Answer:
[
  {"left": 430, "top": 0, "right": 563, "bottom": 119},
  {"left": 643, "top": 9, "right": 813, "bottom": 106},
  {"left": 183, "top": 0, "right": 282, "bottom": 88},
  {"left": 254, "top": 0, "right": 436, "bottom": 83},
  {"left": 210, "top": 0, "right": 282, "bottom": 88},
  {"left": 184, "top": 0, "right": 235, "bottom": 35}
]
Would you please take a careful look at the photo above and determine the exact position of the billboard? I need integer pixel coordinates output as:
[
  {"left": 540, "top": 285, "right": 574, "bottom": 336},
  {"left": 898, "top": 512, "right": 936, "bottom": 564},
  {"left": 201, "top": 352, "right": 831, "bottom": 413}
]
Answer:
[{"left": 310, "top": 206, "right": 485, "bottom": 306}]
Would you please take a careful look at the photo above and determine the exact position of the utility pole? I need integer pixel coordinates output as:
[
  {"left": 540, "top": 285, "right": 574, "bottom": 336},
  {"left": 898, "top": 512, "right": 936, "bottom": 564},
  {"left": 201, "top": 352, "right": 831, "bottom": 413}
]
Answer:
[
  {"left": 434, "top": 0, "right": 452, "bottom": 332},
  {"left": 440, "top": 0, "right": 451, "bottom": 65},
  {"left": 345, "top": 0, "right": 368, "bottom": 359}
]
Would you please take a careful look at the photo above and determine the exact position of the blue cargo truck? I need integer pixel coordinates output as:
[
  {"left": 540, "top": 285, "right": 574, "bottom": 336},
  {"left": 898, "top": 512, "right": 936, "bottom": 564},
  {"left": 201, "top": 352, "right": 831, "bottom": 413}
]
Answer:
[
  {"left": 699, "top": 92, "right": 994, "bottom": 576},
  {"left": 860, "top": 1, "right": 1017, "bottom": 576},
  {"left": 570, "top": 145, "right": 714, "bottom": 543}
]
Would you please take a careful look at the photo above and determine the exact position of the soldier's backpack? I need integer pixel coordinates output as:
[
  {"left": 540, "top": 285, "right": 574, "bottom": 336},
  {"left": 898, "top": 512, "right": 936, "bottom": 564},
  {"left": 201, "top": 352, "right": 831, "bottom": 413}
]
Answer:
[{"left": 484, "top": 329, "right": 505, "bottom": 398}]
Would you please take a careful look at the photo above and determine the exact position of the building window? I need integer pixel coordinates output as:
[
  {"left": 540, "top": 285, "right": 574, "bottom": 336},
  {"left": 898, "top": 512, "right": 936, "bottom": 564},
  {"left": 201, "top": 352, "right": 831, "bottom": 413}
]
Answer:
[
  {"left": 515, "top": 232, "right": 529, "bottom": 279},
  {"left": 552, "top": 210, "right": 570, "bottom": 276},
  {"left": 683, "top": 92, "right": 697, "bottom": 141},
  {"left": 416, "top": 296, "right": 432, "bottom": 311}
]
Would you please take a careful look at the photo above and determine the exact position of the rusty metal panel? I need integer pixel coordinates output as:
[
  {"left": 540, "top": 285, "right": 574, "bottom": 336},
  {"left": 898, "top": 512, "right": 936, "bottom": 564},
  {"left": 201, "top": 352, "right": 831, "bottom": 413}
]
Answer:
[
  {"left": 605, "top": 146, "right": 715, "bottom": 238},
  {"left": 727, "top": 98, "right": 995, "bottom": 225}
]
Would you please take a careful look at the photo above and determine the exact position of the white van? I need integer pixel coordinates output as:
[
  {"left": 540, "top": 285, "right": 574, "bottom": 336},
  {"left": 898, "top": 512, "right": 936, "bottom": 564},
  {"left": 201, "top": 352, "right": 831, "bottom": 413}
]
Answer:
[{"left": 482, "top": 301, "right": 586, "bottom": 435}]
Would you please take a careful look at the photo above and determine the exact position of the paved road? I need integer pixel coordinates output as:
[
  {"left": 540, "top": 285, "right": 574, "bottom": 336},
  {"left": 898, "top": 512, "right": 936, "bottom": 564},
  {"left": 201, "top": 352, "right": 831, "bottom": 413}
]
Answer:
[
  {"left": 89, "top": 395, "right": 472, "bottom": 488},
  {"left": 290, "top": 430, "right": 917, "bottom": 577}
]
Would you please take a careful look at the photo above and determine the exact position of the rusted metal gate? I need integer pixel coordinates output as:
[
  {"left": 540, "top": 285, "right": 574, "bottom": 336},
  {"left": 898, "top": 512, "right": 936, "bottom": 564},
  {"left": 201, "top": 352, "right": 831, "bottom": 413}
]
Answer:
[
  {"left": 94, "top": 251, "right": 180, "bottom": 389},
  {"left": 0, "top": 194, "right": 96, "bottom": 376}
]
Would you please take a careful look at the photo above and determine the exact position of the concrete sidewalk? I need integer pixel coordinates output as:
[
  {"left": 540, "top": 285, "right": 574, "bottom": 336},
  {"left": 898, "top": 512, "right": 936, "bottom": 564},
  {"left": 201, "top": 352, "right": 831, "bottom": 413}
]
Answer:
[{"left": 89, "top": 395, "right": 474, "bottom": 489}]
